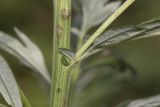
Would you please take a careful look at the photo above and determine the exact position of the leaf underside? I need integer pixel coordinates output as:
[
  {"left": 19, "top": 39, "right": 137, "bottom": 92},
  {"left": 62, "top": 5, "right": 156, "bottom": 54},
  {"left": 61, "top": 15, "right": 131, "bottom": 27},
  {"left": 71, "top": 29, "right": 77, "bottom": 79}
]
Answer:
[
  {"left": 126, "top": 95, "right": 160, "bottom": 107},
  {"left": 81, "top": 0, "right": 121, "bottom": 32},
  {"left": 0, "top": 28, "right": 51, "bottom": 83},
  {"left": 93, "top": 17, "right": 160, "bottom": 48},
  {"left": 0, "top": 55, "right": 22, "bottom": 107},
  {"left": 59, "top": 48, "right": 75, "bottom": 60}
]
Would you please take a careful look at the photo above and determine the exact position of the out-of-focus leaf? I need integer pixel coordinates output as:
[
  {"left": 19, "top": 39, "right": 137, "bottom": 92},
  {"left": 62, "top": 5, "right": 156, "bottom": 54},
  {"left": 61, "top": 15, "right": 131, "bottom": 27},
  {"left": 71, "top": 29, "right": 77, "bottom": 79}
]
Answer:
[
  {"left": 72, "top": 67, "right": 133, "bottom": 107},
  {"left": 81, "top": 0, "right": 121, "bottom": 32},
  {"left": 0, "top": 28, "right": 51, "bottom": 83},
  {"left": 115, "top": 100, "right": 130, "bottom": 107},
  {"left": 126, "top": 95, "right": 160, "bottom": 107},
  {"left": 82, "top": 56, "right": 137, "bottom": 78},
  {"left": 71, "top": 27, "right": 81, "bottom": 37},
  {"left": 0, "top": 104, "right": 8, "bottom": 107},
  {"left": 92, "top": 17, "right": 160, "bottom": 48},
  {"left": 112, "top": 58, "right": 137, "bottom": 78},
  {"left": 0, "top": 55, "right": 22, "bottom": 107},
  {"left": 72, "top": 0, "right": 81, "bottom": 13}
]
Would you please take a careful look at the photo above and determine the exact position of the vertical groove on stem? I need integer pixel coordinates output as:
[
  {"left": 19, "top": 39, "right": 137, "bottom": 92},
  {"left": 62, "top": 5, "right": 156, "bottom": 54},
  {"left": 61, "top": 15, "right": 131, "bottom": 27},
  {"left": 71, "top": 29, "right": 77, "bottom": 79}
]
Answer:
[{"left": 51, "top": 0, "right": 71, "bottom": 107}]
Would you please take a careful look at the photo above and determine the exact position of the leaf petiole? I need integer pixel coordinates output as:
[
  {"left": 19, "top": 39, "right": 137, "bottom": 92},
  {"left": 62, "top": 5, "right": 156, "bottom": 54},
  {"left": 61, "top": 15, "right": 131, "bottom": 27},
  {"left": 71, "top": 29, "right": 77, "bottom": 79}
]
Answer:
[{"left": 76, "top": 0, "right": 135, "bottom": 59}]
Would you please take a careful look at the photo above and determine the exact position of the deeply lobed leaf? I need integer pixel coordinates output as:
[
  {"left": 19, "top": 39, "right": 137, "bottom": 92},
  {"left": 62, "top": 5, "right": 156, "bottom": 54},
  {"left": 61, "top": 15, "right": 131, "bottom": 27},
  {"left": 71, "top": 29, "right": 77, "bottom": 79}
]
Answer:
[{"left": 0, "top": 28, "right": 51, "bottom": 83}]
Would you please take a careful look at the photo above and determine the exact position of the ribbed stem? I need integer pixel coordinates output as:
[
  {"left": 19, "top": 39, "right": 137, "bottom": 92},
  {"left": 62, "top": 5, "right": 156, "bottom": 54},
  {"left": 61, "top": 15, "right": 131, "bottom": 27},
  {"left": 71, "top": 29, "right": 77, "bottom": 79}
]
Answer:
[{"left": 51, "top": 0, "right": 71, "bottom": 107}]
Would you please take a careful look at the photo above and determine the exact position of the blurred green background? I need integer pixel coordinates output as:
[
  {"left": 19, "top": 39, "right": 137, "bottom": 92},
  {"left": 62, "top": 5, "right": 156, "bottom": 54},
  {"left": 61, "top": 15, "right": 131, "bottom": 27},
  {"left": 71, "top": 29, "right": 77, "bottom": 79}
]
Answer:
[{"left": 0, "top": 0, "right": 160, "bottom": 107}]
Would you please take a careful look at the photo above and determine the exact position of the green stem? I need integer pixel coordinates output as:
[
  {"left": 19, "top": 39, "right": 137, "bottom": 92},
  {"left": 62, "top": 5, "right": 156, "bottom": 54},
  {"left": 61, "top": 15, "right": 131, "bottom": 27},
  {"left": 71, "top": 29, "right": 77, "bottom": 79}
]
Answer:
[
  {"left": 70, "top": 0, "right": 135, "bottom": 84},
  {"left": 19, "top": 89, "right": 32, "bottom": 107},
  {"left": 76, "top": 0, "right": 135, "bottom": 59},
  {"left": 51, "top": 0, "right": 71, "bottom": 107},
  {"left": 72, "top": 30, "right": 86, "bottom": 82},
  {"left": 68, "top": 27, "right": 87, "bottom": 107}
]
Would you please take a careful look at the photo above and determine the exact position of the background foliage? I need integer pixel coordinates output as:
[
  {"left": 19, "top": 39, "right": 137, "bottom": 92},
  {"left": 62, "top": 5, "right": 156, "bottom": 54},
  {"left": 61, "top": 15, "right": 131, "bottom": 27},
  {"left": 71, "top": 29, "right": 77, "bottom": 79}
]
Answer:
[{"left": 0, "top": 0, "right": 160, "bottom": 107}]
